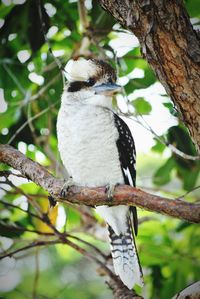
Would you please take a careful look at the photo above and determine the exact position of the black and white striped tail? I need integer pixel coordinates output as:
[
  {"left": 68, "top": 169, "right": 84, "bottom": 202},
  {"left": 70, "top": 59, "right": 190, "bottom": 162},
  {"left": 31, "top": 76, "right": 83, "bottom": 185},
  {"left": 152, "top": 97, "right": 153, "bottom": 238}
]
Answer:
[{"left": 108, "top": 221, "right": 143, "bottom": 289}]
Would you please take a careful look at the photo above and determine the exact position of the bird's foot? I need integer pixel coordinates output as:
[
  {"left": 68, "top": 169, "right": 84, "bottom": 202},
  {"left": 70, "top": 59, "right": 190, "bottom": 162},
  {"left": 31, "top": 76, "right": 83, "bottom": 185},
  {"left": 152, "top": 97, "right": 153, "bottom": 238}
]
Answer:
[
  {"left": 60, "top": 177, "right": 75, "bottom": 197},
  {"left": 48, "top": 195, "right": 57, "bottom": 207},
  {"left": 105, "top": 183, "right": 118, "bottom": 200}
]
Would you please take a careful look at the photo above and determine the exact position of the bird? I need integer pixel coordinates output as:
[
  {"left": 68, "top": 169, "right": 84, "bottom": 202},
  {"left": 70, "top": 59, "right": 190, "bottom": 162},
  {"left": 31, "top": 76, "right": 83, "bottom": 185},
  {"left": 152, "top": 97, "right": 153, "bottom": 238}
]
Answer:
[{"left": 56, "top": 57, "right": 143, "bottom": 289}]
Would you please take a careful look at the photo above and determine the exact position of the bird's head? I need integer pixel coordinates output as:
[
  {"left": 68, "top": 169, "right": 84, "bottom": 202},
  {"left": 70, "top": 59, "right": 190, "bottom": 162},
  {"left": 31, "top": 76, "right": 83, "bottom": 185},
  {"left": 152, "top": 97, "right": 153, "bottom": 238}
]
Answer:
[{"left": 62, "top": 58, "right": 121, "bottom": 107}]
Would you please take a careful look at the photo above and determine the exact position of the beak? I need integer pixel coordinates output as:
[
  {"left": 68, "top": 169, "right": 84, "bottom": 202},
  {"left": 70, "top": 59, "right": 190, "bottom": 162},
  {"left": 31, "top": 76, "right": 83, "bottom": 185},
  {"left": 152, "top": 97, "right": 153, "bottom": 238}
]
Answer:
[{"left": 94, "top": 83, "right": 121, "bottom": 95}]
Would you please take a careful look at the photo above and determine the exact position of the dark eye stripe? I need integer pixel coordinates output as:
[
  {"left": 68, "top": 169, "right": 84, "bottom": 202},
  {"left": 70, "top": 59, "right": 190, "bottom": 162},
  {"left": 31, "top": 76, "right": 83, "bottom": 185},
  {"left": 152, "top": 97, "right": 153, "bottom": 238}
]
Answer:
[
  {"left": 68, "top": 78, "right": 96, "bottom": 92},
  {"left": 68, "top": 81, "right": 85, "bottom": 92}
]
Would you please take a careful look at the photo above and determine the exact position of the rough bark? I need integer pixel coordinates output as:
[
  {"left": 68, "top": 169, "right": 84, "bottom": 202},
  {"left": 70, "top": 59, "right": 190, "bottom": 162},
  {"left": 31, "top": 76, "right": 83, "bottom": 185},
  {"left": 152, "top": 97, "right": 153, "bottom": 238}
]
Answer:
[
  {"left": 108, "top": 280, "right": 143, "bottom": 299},
  {"left": 1, "top": 144, "right": 200, "bottom": 223},
  {"left": 98, "top": 0, "right": 200, "bottom": 152}
]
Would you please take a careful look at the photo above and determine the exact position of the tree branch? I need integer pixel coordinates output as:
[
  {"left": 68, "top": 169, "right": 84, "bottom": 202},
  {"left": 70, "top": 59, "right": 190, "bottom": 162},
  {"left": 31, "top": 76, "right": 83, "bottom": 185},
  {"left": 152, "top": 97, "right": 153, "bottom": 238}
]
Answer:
[
  {"left": 0, "top": 239, "right": 60, "bottom": 260},
  {"left": 0, "top": 144, "right": 199, "bottom": 223},
  {"left": 107, "top": 280, "right": 143, "bottom": 299}
]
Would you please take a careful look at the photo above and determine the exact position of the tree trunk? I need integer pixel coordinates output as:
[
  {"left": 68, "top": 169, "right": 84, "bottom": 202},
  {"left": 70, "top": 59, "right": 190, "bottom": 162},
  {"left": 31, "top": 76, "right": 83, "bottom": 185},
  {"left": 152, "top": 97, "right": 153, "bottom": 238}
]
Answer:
[{"left": 98, "top": 0, "right": 200, "bottom": 152}]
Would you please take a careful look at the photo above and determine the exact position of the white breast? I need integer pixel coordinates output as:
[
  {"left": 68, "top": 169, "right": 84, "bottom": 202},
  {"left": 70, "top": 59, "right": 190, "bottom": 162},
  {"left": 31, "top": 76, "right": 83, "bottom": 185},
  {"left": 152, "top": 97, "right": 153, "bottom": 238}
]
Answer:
[{"left": 57, "top": 102, "right": 124, "bottom": 187}]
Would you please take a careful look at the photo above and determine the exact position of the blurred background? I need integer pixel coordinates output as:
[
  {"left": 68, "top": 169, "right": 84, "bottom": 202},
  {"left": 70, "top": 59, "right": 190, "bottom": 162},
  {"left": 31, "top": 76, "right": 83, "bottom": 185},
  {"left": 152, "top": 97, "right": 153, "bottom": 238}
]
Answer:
[{"left": 0, "top": 0, "right": 200, "bottom": 298}]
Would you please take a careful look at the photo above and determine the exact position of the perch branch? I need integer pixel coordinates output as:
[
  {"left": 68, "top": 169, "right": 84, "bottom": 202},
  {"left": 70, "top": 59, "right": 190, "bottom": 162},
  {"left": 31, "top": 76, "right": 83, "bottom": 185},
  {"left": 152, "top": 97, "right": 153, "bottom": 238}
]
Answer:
[{"left": 0, "top": 144, "right": 199, "bottom": 223}]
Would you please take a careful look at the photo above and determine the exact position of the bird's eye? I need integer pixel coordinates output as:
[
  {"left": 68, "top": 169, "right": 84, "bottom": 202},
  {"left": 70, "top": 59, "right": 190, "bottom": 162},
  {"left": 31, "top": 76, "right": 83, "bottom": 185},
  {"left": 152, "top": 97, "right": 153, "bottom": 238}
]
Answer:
[
  {"left": 86, "top": 78, "right": 95, "bottom": 86},
  {"left": 108, "top": 78, "right": 113, "bottom": 84}
]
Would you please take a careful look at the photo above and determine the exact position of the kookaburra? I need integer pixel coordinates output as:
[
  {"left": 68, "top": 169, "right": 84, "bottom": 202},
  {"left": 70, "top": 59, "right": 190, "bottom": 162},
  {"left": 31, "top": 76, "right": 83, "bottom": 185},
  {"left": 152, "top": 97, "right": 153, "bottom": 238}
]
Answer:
[{"left": 57, "top": 58, "right": 143, "bottom": 289}]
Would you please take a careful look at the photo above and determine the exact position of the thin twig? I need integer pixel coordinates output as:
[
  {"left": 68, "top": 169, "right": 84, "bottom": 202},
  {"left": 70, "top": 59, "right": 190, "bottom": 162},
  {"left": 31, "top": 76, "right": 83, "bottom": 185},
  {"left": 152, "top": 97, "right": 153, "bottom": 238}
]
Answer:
[
  {"left": 0, "top": 239, "right": 60, "bottom": 260},
  {"left": 4, "top": 177, "right": 43, "bottom": 216},
  {"left": 21, "top": 74, "right": 60, "bottom": 107},
  {"left": 120, "top": 111, "right": 200, "bottom": 161},
  {"left": 62, "top": 237, "right": 119, "bottom": 284},
  {"left": 78, "top": 0, "right": 89, "bottom": 32},
  {"left": 8, "top": 101, "right": 59, "bottom": 144},
  {"left": 0, "top": 197, "right": 107, "bottom": 259},
  {"left": 167, "top": 143, "right": 200, "bottom": 161},
  {"left": 0, "top": 170, "right": 26, "bottom": 179},
  {"left": 176, "top": 185, "right": 200, "bottom": 200},
  {"left": 36, "top": 0, "right": 65, "bottom": 73},
  {"left": 0, "top": 199, "right": 43, "bottom": 221},
  {"left": 67, "top": 233, "right": 108, "bottom": 259},
  {"left": 0, "top": 187, "right": 48, "bottom": 199},
  {"left": 139, "top": 113, "right": 200, "bottom": 161},
  {"left": 32, "top": 248, "right": 40, "bottom": 299},
  {"left": 0, "top": 233, "right": 119, "bottom": 288}
]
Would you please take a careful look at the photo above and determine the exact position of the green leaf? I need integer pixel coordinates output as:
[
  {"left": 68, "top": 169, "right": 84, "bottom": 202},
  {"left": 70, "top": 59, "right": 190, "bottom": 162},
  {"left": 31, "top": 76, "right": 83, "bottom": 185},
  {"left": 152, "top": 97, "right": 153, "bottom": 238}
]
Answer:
[
  {"left": 0, "top": 220, "right": 25, "bottom": 237},
  {"left": 131, "top": 97, "right": 152, "bottom": 115},
  {"left": 152, "top": 140, "right": 166, "bottom": 153},
  {"left": 163, "top": 102, "right": 178, "bottom": 117},
  {"left": 0, "top": 4, "right": 14, "bottom": 19},
  {"left": 91, "top": 0, "right": 115, "bottom": 35},
  {"left": 0, "top": 105, "right": 21, "bottom": 131},
  {"left": 185, "top": 0, "right": 200, "bottom": 18},
  {"left": 167, "top": 126, "right": 197, "bottom": 156},
  {"left": 175, "top": 221, "right": 192, "bottom": 232},
  {"left": 167, "top": 126, "right": 200, "bottom": 190},
  {"left": 153, "top": 157, "right": 176, "bottom": 185},
  {"left": 177, "top": 165, "right": 200, "bottom": 191}
]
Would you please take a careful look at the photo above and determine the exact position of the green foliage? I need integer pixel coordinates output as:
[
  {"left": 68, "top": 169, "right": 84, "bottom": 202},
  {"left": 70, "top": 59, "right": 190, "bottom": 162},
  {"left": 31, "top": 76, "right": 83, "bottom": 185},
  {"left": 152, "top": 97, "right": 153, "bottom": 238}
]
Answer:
[
  {"left": 153, "top": 126, "right": 200, "bottom": 190},
  {"left": 153, "top": 157, "right": 176, "bottom": 186},
  {"left": 151, "top": 140, "right": 165, "bottom": 154},
  {"left": 131, "top": 97, "right": 152, "bottom": 115},
  {"left": 185, "top": 0, "right": 200, "bottom": 18},
  {"left": 0, "top": 0, "right": 200, "bottom": 299}
]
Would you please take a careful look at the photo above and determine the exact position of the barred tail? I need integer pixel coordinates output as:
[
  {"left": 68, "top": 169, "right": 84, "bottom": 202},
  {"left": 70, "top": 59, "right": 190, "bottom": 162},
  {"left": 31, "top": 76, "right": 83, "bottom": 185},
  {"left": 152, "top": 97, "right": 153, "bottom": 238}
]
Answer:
[{"left": 108, "top": 221, "right": 143, "bottom": 289}]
